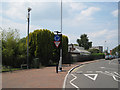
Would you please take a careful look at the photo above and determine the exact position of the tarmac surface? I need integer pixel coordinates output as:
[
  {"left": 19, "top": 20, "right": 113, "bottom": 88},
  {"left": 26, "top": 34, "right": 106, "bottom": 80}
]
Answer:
[{"left": 64, "top": 59, "right": 119, "bottom": 89}]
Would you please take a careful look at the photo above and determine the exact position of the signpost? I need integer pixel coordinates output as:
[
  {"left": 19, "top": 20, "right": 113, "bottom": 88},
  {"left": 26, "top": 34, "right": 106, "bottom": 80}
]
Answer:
[{"left": 54, "top": 31, "right": 62, "bottom": 73}]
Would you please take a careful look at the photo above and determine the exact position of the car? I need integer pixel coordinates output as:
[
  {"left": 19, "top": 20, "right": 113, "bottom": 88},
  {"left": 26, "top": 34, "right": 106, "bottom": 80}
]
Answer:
[
  {"left": 105, "top": 55, "right": 109, "bottom": 60},
  {"left": 109, "top": 55, "right": 112, "bottom": 60}
]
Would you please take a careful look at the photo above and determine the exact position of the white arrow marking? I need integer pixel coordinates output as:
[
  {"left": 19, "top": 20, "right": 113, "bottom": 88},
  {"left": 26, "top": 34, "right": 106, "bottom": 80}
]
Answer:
[{"left": 84, "top": 74, "right": 98, "bottom": 81}]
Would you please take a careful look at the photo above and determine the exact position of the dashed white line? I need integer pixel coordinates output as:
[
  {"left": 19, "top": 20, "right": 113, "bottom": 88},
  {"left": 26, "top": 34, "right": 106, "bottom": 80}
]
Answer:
[{"left": 86, "top": 71, "right": 93, "bottom": 73}]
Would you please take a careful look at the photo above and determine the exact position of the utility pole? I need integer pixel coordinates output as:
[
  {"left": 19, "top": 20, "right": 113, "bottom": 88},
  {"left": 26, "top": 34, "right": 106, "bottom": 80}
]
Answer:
[{"left": 27, "top": 7, "right": 31, "bottom": 69}]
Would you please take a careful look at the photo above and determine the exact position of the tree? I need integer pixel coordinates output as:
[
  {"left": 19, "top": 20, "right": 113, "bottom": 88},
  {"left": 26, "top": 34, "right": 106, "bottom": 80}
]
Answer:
[
  {"left": 28, "top": 29, "right": 69, "bottom": 67},
  {"left": 77, "top": 34, "right": 92, "bottom": 50},
  {"left": 112, "top": 45, "right": 120, "bottom": 57},
  {"left": 2, "top": 28, "right": 26, "bottom": 68},
  {"left": 88, "top": 48, "right": 100, "bottom": 54},
  {"left": 2, "top": 28, "right": 20, "bottom": 67}
]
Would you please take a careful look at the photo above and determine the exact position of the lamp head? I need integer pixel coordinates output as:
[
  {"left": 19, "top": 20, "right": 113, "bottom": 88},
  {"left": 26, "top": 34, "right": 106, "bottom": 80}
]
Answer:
[{"left": 28, "top": 7, "right": 32, "bottom": 12}]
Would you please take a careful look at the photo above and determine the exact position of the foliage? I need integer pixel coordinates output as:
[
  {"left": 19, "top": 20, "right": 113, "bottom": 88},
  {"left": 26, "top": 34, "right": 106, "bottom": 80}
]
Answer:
[
  {"left": 2, "top": 28, "right": 26, "bottom": 68},
  {"left": 2, "top": 28, "right": 69, "bottom": 68},
  {"left": 28, "top": 29, "right": 69, "bottom": 67},
  {"left": 77, "top": 34, "right": 92, "bottom": 50},
  {"left": 111, "top": 45, "right": 120, "bottom": 57},
  {"left": 88, "top": 48, "right": 100, "bottom": 53}
]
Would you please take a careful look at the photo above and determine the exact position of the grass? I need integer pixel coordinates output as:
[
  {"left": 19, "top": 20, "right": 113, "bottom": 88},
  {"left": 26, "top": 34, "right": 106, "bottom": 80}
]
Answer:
[{"left": 2, "top": 66, "right": 21, "bottom": 72}]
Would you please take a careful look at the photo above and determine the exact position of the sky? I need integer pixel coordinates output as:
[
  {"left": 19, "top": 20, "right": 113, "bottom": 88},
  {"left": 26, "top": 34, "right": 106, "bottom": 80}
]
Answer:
[{"left": 0, "top": 0, "right": 119, "bottom": 51}]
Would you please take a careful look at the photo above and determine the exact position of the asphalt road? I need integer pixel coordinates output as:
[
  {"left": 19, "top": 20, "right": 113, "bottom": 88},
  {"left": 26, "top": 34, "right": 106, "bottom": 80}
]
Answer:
[{"left": 64, "top": 58, "right": 120, "bottom": 89}]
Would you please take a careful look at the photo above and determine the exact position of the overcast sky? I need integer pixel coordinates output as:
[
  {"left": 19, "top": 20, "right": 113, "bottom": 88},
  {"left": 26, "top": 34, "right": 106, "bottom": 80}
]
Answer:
[{"left": 0, "top": 0, "right": 119, "bottom": 51}]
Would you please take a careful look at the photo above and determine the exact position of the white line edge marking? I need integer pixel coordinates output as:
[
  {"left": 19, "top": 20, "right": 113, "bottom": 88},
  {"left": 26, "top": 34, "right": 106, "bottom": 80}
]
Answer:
[
  {"left": 70, "top": 74, "right": 79, "bottom": 88},
  {"left": 84, "top": 74, "right": 98, "bottom": 81}
]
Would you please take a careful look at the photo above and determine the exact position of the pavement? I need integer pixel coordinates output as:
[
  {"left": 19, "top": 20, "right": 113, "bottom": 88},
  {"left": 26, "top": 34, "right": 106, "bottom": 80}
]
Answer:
[
  {"left": 64, "top": 59, "right": 120, "bottom": 89},
  {"left": 2, "top": 60, "right": 99, "bottom": 88}
]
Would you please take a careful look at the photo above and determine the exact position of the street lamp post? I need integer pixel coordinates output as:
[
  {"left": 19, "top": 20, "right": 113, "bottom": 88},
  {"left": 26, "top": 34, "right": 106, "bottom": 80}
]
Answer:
[
  {"left": 58, "top": 0, "right": 63, "bottom": 72},
  {"left": 27, "top": 7, "right": 31, "bottom": 69}
]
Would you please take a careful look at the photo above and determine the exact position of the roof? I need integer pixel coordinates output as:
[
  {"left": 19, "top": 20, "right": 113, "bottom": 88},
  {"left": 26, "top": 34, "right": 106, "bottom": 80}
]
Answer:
[{"left": 68, "top": 45, "right": 91, "bottom": 55}]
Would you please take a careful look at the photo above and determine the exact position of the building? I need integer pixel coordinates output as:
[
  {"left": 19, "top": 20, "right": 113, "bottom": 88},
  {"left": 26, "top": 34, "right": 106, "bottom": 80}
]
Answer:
[
  {"left": 68, "top": 44, "right": 91, "bottom": 55},
  {"left": 68, "top": 44, "right": 91, "bottom": 62},
  {"left": 90, "top": 46, "right": 103, "bottom": 53}
]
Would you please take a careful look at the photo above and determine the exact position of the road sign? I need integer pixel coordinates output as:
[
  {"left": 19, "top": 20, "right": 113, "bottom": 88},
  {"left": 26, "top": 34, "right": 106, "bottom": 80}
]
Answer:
[
  {"left": 54, "top": 35, "right": 60, "bottom": 41},
  {"left": 54, "top": 41, "right": 61, "bottom": 48}
]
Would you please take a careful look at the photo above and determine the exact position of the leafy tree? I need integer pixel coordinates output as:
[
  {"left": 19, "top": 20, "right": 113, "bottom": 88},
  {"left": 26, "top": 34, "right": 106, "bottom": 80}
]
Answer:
[
  {"left": 2, "top": 28, "right": 20, "bottom": 67},
  {"left": 2, "top": 28, "right": 26, "bottom": 68},
  {"left": 77, "top": 34, "right": 92, "bottom": 50},
  {"left": 88, "top": 48, "right": 100, "bottom": 54},
  {"left": 112, "top": 45, "right": 120, "bottom": 57},
  {"left": 28, "top": 29, "right": 69, "bottom": 67}
]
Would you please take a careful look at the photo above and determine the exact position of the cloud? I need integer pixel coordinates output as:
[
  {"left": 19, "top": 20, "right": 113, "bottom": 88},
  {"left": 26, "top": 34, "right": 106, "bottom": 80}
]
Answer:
[
  {"left": 63, "top": 6, "right": 101, "bottom": 27},
  {"left": 69, "top": 2, "right": 87, "bottom": 11},
  {"left": 64, "top": 33, "right": 79, "bottom": 44},
  {"left": 81, "top": 7, "right": 100, "bottom": 16},
  {"left": 88, "top": 29, "right": 107, "bottom": 38},
  {"left": 88, "top": 29, "right": 117, "bottom": 39},
  {"left": 2, "top": 2, "right": 27, "bottom": 20},
  {"left": 112, "top": 9, "right": 118, "bottom": 17},
  {"left": 1, "top": 16, "right": 43, "bottom": 38}
]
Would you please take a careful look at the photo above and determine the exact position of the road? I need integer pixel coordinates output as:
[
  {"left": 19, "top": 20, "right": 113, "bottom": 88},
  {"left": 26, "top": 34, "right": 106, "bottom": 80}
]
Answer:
[{"left": 64, "top": 58, "right": 120, "bottom": 90}]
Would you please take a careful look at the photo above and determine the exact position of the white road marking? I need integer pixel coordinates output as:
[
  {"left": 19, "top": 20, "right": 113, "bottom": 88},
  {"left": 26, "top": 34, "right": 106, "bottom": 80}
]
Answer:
[
  {"left": 96, "top": 71, "right": 103, "bottom": 73},
  {"left": 63, "top": 66, "right": 77, "bottom": 89},
  {"left": 100, "top": 67, "right": 105, "bottom": 69},
  {"left": 109, "top": 60, "right": 112, "bottom": 64},
  {"left": 109, "top": 60, "right": 118, "bottom": 65},
  {"left": 84, "top": 74, "right": 98, "bottom": 81},
  {"left": 76, "top": 71, "right": 83, "bottom": 74},
  {"left": 114, "top": 72, "right": 120, "bottom": 77},
  {"left": 86, "top": 71, "right": 93, "bottom": 73},
  {"left": 63, "top": 64, "right": 81, "bottom": 89},
  {"left": 70, "top": 74, "right": 79, "bottom": 88},
  {"left": 99, "top": 71, "right": 120, "bottom": 82}
]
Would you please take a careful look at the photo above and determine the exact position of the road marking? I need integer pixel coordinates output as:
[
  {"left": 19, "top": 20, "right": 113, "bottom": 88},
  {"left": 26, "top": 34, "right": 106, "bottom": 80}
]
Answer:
[
  {"left": 72, "top": 65, "right": 85, "bottom": 72},
  {"left": 100, "top": 67, "right": 105, "bottom": 69},
  {"left": 114, "top": 72, "right": 120, "bottom": 77},
  {"left": 76, "top": 71, "right": 83, "bottom": 74},
  {"left": 96, "top": 71, "right": 103, "bottom": 73},
  {"left": 109, "top": 60, "right": 112, "bottom": 64},
  {"left": 99, "top": 71, "right": 120, "bottom": 82},
  {"left": 70, "top": 74, "right": 79, "bottom": 88},
  {"left": 109, "top": 60, "right": 118, "bottom": 65},
  {"left": 86, "top": 71, "right": 93, "bottom": 73},
  {"left": 84, "top": 74, "right": 98, "bottom": 81},
  {"left": 63, "top": 64, "right": 82, "bottom": 89},
  {"left": 63, "top": 66, "right": 77, "bottom": 88}
]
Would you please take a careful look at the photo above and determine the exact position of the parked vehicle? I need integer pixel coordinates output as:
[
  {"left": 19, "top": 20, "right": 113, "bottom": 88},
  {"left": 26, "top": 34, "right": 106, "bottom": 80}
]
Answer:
[
  {"left": 105, "top": 55, "right": 109, "bottom": 60},
  {"left": 109, "top": 55, "right": 112, "bottom": 60},
  {"left": 105, "top": 55, "right": 113, "bottom": 60}
]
